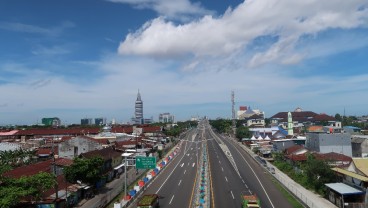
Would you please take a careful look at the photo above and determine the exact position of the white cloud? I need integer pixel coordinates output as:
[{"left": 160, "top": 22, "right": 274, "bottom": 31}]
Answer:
[
  {"left": 107, "top": 0, "right": 212, "bottom": 20},
  {"left": 2, "top": 53, "right": 368, "bottom": 125},
  {"left": 31, "top": 45, "right": 71, "bottom": 56},
  {"left": 0, "top": 21, "right": 75, "bottom": 36},
  {"left": 118, "top": 0, "right": 368, "bottom": 68}
]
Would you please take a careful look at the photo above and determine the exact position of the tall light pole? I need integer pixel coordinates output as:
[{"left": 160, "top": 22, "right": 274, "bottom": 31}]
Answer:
[{"left": 122, "top": 153, "right": 133, "bottom": 199}]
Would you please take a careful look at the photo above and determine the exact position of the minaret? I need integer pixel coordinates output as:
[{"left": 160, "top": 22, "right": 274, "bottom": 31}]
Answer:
[
  {"left": 287, "top": 112, "right": 294, "bottom": 136},
  {"left": 135, "top": 90, "right": 143, "bottom": 124}
]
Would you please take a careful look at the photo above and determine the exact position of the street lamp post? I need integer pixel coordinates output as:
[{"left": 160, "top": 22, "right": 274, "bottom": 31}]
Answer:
[{"left": 122, "top": 153, "right": 133, "bottom": 200}]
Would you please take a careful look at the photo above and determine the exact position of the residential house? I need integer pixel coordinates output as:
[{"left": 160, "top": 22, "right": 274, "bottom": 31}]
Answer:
[
  {"left": 3, "top": 158, "right": 76, "bottom": 208},
  {"left": 246, "top": 114, "right": 265, "bottom": 127},
  {"left": 351, "top": 135, "right": 368, "bottom": 158},
  {"left": 58, "top": 136, "right": 104, "bottom": 159},
  {"left": 344, "top": 126, "right": 362, "bottom": 135},
  {"left": 329, "top": 158, "right": 368, "bottom": 207},
  {"left": 80, "top": 147, "right": 122, "bottom": 183}
]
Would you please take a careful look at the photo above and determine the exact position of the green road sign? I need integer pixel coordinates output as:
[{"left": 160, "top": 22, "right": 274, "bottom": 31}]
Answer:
[{"left": 136, "top": 156, "right": 156, "bottom": 169}]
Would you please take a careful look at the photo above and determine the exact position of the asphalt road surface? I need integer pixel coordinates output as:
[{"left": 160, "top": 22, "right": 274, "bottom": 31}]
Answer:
[{"left": 134, "top": 128, "right": 202, "bottom": 208}]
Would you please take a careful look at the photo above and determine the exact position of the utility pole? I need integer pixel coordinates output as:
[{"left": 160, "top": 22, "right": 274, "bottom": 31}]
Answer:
[{"left": 52, "top": 137, "right": 58, "bottom": 204}]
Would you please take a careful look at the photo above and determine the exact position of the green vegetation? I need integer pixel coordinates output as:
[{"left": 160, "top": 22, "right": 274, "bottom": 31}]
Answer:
[
  {"left": 161, "top": 121, "right": 198, "bottom": 137},
  {"left": 137, "top": 194, "right": 159, "bottom": 206},
  {"left": 269, "top": 176, "right": 304, "bottom": 208},
  {"left": 272, "top": 152, "right": 336, "bottom": 196},
  {"left": 0, "top": 149, "right": 37, "bottom": 168},
  {"left": 209, "top": 119, "right": 232, "bottom": 134},
  {"left": 0, "top": 171, "right": 57, "bottom": 208},
  {"left": 236, "top": 126, "right": 251, "bottom": 141},
  {"left": 209, "top": 119, "right": 250, "bottom": 141},
  {"left": 335, "top": 113, "right": 367, "bottom": 129},
  {"left": 64, "top": 156, "right": 104, "bottom": 185}
]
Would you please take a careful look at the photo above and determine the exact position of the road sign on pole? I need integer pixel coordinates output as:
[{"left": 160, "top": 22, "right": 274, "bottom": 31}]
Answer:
[{"left": 136, "top": 156, "right": 156, "bottom": 169}]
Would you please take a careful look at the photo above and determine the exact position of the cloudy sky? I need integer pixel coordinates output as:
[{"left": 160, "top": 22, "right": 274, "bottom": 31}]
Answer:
[{"left": 0, "top": 0, "right": 367, "bottom": 125}]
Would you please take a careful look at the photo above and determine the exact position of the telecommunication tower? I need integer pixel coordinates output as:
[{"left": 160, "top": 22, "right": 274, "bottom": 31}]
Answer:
[{"left": 231, "top": 91, "right": 236, "bottom": 135}]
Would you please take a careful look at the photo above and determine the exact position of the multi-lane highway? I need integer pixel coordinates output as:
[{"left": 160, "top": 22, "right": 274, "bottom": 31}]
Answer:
[
  {"left": 137, "top": 120, "right": 294, "bottom": 208},
  {"left": 134, "top": 128, "right": 203, "bottom": 207},
  {"left": 205, "top": 121, "right": 294, "bottom": 208}
]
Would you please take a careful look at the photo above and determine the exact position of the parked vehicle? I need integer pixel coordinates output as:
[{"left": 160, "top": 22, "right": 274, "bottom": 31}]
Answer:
[
  {"left": 137, "top": 194, "right": 159, "bottom": 208},
  {"left": 242, "top": 194, "right": 261, "bottom": 208}
]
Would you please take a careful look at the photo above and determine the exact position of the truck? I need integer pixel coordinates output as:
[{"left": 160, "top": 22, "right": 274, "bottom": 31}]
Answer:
[
  {"left": 242, "top": 194, "right": 261, "bottom": 208},
  {"left": 137, "top": 194, "right": 159, "bottom": 208}
]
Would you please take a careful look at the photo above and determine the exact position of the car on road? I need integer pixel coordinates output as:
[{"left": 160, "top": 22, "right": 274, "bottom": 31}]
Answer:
[{"left": 268, "top": 167, "right": 275, "bottom": 174}]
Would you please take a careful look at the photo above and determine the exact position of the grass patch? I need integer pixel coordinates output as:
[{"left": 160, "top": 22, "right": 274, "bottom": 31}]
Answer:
[{"left": 270, "top": 176, "right": 304, "bottom": 208}]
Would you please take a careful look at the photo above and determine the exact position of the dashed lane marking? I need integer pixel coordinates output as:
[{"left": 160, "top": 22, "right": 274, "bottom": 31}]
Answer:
[{"left": 169, "top": 195, "right": 175, "bottom": 204}]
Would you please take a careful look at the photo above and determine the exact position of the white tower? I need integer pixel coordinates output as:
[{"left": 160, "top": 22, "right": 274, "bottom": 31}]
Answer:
[
  {"left": 135, "top": 90, "right": 143, "bottom": 124},
  {"left": 287, "top": 112, "right": 294, "bottom": 136}
]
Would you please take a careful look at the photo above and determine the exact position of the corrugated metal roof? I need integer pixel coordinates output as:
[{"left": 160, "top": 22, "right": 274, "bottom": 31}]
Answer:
[
  {"left": 352, "top": 158, "right": 368, "bottom": 176},
  {"left": 325, "top": 183, "right": 364, "bottom": 195},
  {"left": 0, "top": 130, "right": 19, "bottom": 136},
  {"left": 332, "top": 167, "right": 368, "bottom": 182}
]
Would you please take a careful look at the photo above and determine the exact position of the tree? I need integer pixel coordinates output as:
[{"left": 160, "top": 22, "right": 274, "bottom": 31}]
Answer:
[
  {"left": 304, "top": 154, "right": 335, "bottom": 195},
  {"left": 335, "top": 113, "right": 342, "bottom": 121},
  {"left": 236, "top": 126, "right": 250, "bottom": 141},
  {"left": 0, "top": 172, "right": 56, "bottom": 208},
  {"left": 64, "top": 157, "right": 104, "bottom": 185},
  {"left": 209, "top": 119, "right": 232, "bottom": 133}
]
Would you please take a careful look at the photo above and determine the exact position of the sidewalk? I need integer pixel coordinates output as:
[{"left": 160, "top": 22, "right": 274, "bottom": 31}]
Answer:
[
  {"left": 232, "top": 137, "right": 336, "bottom": 208},
  {"left": 76, "top": 167, "right": 146, "bottom": 208}
]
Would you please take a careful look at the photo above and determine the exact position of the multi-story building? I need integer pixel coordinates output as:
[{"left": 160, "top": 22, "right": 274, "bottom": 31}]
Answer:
[
  {"left": 132, "top": 90, "right": 144, "bottom": 125},
  {"left": 270, "top": 107, "right": 338, "bottom": 128},
  {"left": 95, "top": 118, "right": 106, "bottom": 126},
  {"left": 306, "top": 127, "right": 352, "bottom": 157},
  {"left": 42, "top": 117, "right": 61, "bottom": 127},
  {"left": 159, "top": 113, "right": 175, "bottom": 123},
  {"left": 81, "top": 118, "right": 93, "bottom": 125}
]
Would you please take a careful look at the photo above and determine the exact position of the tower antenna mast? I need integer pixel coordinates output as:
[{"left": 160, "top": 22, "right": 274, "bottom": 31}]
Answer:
[{"left": 232, "top": 91, "right": 236, "bottom": 135}]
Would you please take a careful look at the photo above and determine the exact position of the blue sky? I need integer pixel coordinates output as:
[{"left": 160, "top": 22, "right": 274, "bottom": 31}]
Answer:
[{"left": 0, "top": 0, "right": 368, "bottom": 125}]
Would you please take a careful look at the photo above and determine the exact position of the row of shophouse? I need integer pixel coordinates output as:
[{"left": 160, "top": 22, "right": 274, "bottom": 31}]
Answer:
[{"left": 0, "top": 124, "right": 165, "bottom": 208}]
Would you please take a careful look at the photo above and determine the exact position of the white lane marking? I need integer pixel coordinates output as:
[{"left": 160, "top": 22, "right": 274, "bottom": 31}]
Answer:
[
  {"left": 188, "top": 163, "right": 190, "bottom": 166},
  {"left": 187, "top": 154, "right": 190, "bottom": 156},
  {"left": 230, "top": 191, "right": 235, "bottom": 199},
  {"left": 184, "top": 170, "right": 186, "bottom": 174},
  {"left": 181, "top": 163, "right": 184, "bottom": 167},
  {"left": 155, "top": 145, "right": 191, "bottom": 194},
  {"left": 178, "top": 180, "right": 182, "bottom": 186},
  {"left": 221, "top": 167, "right": 224, "bottom": 172},
  {"left": 192, "top": 163, "right": 195, "bottom": 167},
  {"left": 169, "top": 195, "right": 175, "bottom": 204},
  {"left": 222, "top": 136, "right": 276, "bottom": 208},
  {"left": 219, "top": 161, "right": 221, "bottom": 164},
  {"left": 225, "top": 176, "right": 228, "bottom": 182}
]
